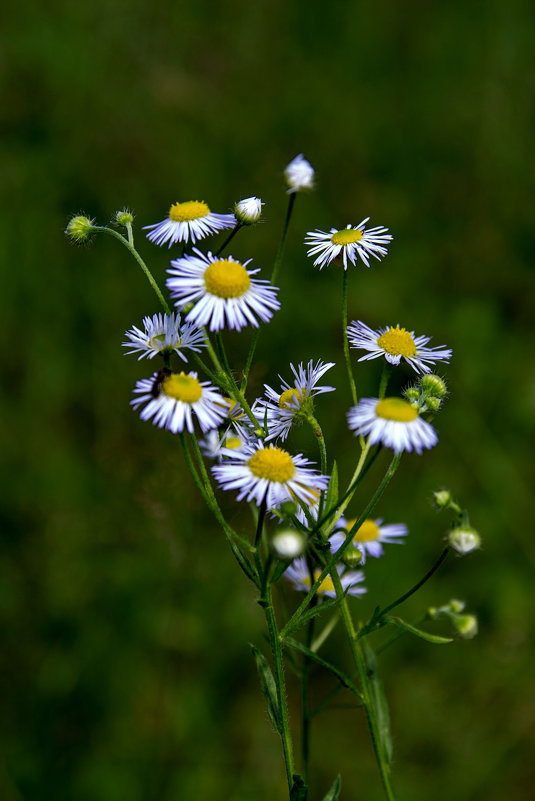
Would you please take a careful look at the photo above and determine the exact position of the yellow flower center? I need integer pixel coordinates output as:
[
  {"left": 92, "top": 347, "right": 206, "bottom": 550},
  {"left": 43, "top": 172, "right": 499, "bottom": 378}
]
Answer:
[
  {"left": 278, "top": 387, "right": 306, "bottom": 409},
  {"left": 247, "top": 447, "right": 296, "bottom": 483},
  {"left": 169, "top": 201, "right": 210, "bottom": 222},
  {"left": 162, "top": 373, "right": 202, "bottom": 403},
  {"left": 331, "top": 228, "right": 364, "bottom": 246},
  {"left": 303, "top": 570, "right": 336, "bottom": 594},
  {"left": 223, "top": 436, "right": 242, "bottom": 449},
  {"left": 377, "top": 326, "right": 417, "bottom": 357},
  {"left": 204, "top": 259, "right": 251, "bottom": 298},
  {"left": 346, "top": 518, "right": 380, "bottom": 542},
  {"left": 376, "top": 397, "right": 418, "bottom": 422}
]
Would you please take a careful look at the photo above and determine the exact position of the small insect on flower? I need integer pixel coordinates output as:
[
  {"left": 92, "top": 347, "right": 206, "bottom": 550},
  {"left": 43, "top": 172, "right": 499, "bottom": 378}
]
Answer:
[
  {"left": 305, "top": 218, "right": 392, "bottom": 270},
  {"left": 348, "top": 397, "right": 438, "bottom": 454},
  {"left": 212, "top": 441, "right": 329, "bottom": 509},
  {"left": 347, "top": 321, "right": 452, "bottom": 375},
  {"left": 166, "top": 249, "right": 280, "bottom": 332},
  {"left": 131, "top": 371, "right": 227, "bottom": 434},
  {"left": 330, "top": 517, "right": 408, "bottom": 562},
  {"left": 284, "top": 154, "right": 315, "bottom": 193},
  {"left": 284, "top": 558, "right": 366, "bottom": 598},
  {"left": 122, "top": 312, "right": 207, "bottom": 361},
  {"left": 256, "top": 360, "right": 336, "bottom": 441},
  {"left": 143, "top": 201, "right": 236, "bottom": 247}
]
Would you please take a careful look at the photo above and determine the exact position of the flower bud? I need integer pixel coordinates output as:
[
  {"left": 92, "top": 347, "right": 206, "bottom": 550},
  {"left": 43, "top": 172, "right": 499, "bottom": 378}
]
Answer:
[
  {"left": 271, "top": 529, "right": 306, "bottom": 560},
  {"left": 284, "top": 154, "right": 315, "bottom": 193},
  {"left": 234, "top": 196, "right": 263, "bottom": 224},
  {"left": 448, "top": 526, "right": 481, "bottom": 555},
  {"left": 342, "top": 547, "right": 364, "bottom": 568},
  {"left": 425, "top": 396, "right": 442, "bottom": 413},
  {"left": 452, "top": 613, "right": 478, "bottom": 639},
  {"left": 433, "top": 489, "right": 453, "bottom": 509},
  {"left": 420, "top": 374, "right": 447, "bottom": 398},
  {"left": 403, "top": 388, "right": 420, "bottom": 401},
  {"left": 65, "top": 215, "right": 94, "bottom": 242},
  {"left": 115, "top": 209, "right": 134, "bottom": 226},
  {"left": 449, "top": 598, "right": 465, "bottom": 614},
  {"left": 278, "top": 501, "right": 297, "bottom": 517}
]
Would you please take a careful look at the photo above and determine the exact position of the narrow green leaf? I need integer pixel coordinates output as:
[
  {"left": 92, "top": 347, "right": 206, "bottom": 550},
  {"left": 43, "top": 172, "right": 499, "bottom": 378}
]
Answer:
[
  {"left": 284, "top": 636, "right": 362, "bottom": 700},
  {"left": 384, "top": 615, "right": 453, "bottom": 644},
  {"left": 250, "top": 645, "right": 281, "bottom": 734},
  {"left": 290, "top": 774, "right": 308, "bottom": 801},
  {"left": 324, "top": 461, "right": 339, "bottom": 515},
  {"left": 229, "top": 540, "right": 259, "bottom": 586},
  {"left": 321, "top": 775, "right": 341, "bottom": 801},
  {"left": 283, "top": 595, "right": 341, "bottom": 636},
  {"left": 362, "top": 641, "right": 393, "bottom": 765}
]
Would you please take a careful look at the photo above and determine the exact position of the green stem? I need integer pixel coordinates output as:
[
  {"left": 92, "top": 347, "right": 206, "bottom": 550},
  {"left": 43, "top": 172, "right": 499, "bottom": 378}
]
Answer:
[
  {"left": 214, "top": 332, "right": 264, "bottom": 434},
  {"left": 342, "top": 269, "right": 357, "bottom": 406},
  {"left": 93, "top": 226, "right": 171, "bottom": 314},
  {"left": 329, "top": 570, "right": 397, "bottom": 801},
  {"left": 214, "top": 223, "right": 243, "bottom": 256},
  {"left": 271, "top": 193, "right": 296, "bottom": 286},
  {"left": 307, "top": 414, "right": 328, "bottom": 521},
  {"left": 378, "top": 363, "right": 392, "bottom": 399}
]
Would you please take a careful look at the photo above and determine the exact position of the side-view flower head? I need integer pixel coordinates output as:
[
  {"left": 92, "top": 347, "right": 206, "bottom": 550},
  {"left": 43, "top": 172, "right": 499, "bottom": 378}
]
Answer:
[
  {"left": 131, "top": 370, "right": 226, "bottom": 434},
  {"left": 167, "top": 249, "right": 280, "bottom": 332},
  {"left": 305, "top": 218, "right": 392, "bottom": 269},
  {"left": 284, "top": 154, "right": 315, "bottom": 193},
  {"left": 347, "top": 397, "right": 438, "bottom": 454},
  {"left": 284, "top": 558, "right": 366, "bottom": 598},
  {"left": 122, "top": 312, "right": 206, "bottom": 361},
  {"left": 257, "top": 359, "right": 336, "bottom": 441},
  {"left": 330, "top": 517, "right": 408, "bottom": 561},
  {"left": 347, "top": 320, "right": 452, "bottom": 374},
  {"left": 212, "top": 441, "right": 329, "bottom": 508},
  {"left": 143, "top": 200, "right": 236, "bottom": 247}
]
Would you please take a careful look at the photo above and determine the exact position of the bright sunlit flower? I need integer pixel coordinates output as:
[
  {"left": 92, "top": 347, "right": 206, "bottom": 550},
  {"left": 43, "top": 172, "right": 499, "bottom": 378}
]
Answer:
[
  {"left": 122, "top": 312, "right": 206, "bottom": 361},
  {"left": 166, "top": 249, "right": 280, "bottom": 332},
  {"left": 347, "top": 320, "right": 452, "bottom": 374},
  {"left": 131, "top": 370, "right": 226, "bottom": 434},
  {"left": 330, "top": 517, "right": 408, "bottom": 560},
  {"left": 284, "top": 154, "right": 315, "bottom": 193},
  {"left": 305, "top": 219, "right": 392, "bottom": 269},
  {"left": 234, "top": 196, "right": 263, "bottom": 224},
  {"left": 143, "top": 201, "right": 236, "bottom": 247},
  {"left": 284, "top": 558, "right": 366, "bottom": 598},
  {"left": 347, "top": 397, "right": 438, "bottom": 454},
  {"left": 256, "top": 360, "right": 336, "bottom": 441},
  {"left": 212, "top": 442, "right": 329, "bottom": 508}
]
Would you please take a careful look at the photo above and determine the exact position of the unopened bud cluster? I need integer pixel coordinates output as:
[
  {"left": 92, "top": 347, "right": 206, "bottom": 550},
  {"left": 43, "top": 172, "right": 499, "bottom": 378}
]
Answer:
[
  {"left": 428, "top": 599, "right": 478, "bottom": 639},
  {"left": 65, "top": 215, "right": 94, "bottom": 243},
  {"left": 404, "top": 374, "right": 447, "bottom": 414}
]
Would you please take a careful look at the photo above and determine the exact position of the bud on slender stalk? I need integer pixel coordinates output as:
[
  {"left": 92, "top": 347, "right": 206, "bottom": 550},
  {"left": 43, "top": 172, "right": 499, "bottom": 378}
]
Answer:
[
  {"left": 284, "top": 154, "right": 315, "bottom": 193},
  {"left": 448, "top": 526, "right": 481, "bottom": 555},
  {"left": 234, "top": 197, "right": 263, "bottom": 225},
  {"left": 115, "top": 209, "right": 135, "bottom": 226},
  {"left": 65, "top": 215, "right": 95, "bottom": 243}
]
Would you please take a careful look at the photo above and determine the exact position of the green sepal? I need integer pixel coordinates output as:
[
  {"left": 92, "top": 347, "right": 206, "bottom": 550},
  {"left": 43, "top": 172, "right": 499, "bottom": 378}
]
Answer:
[
  {"left": 321, "top": 775, "right": 341, "bottom": 801},
  {"left": 362, "top": 641, "right": 393, "bottom": 765},
  {"left": 284, "top": 636, "right": 362, "bottom": 700},
  {"left": 384, "top": 615, "right": 453, "bottom": 644},
  {"left": 290, "top": 774, "right": 308, "bottom": 801},
  {"left": 250, "top": 645, "right": 281, "bottom": 734},
  {"left": 283, "top": 596, "right": 342, "bottom": 637}
]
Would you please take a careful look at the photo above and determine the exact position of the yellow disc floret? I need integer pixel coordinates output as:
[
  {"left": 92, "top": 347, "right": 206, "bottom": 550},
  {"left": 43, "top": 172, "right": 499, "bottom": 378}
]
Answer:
[
  {"left": 162, "top": 373, "right": 202, "bottom": 403},
  {"left": 278, "top": 387, "right": 306, "bottom": 410},
  {"left": 346, "top": 518, "right": 380, "bottom": 542},
  {"left": 331, "top": 228, "right": 364, "bottom": 246},
  {"left": 303, "top": 570, "right": 336, "bottom": 594},
  {"left": 169, "top": 201, "right": 210, "bottom": 222},
  {"left": 204, "top": 259, "right": 251, "bottom": 298},
  {"left": 377, "top": 326, "right": 417, "bottom": 357},
  {"left": 247, "top": 447, "right": 296, "bottom": 483},
  {"left": 376, "top": 397, "right": 418, "bottom": 422}
]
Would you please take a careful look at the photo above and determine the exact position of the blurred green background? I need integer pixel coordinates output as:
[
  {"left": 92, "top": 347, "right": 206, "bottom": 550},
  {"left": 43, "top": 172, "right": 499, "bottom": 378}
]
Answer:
[{"left": 1, "top": 0, "right": 534, "bottom": 799}]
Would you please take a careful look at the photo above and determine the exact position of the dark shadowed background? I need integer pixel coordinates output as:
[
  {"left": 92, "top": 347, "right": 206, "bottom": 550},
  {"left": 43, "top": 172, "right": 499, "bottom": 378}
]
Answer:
[{"left": 1, "top": 1, "right": 534, "bottom": 799}]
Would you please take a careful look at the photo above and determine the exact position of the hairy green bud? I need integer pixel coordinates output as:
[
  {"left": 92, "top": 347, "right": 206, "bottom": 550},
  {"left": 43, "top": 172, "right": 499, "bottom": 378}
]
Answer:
[{"left": 65, "top": 215, "right": 94, "bottom": 242}]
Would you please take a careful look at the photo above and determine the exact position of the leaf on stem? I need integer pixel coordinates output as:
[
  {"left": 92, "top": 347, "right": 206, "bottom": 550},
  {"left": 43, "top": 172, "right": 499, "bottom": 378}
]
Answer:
[
  {"left": 321, "top": 775, "right": 341, "bottom": 801},
  {"left": 284, "top": 636, "right": 362, "bottom": 700},
  {"left": 290, "top": 774, "right": 308, "bottom": 801},
  {"left": 250, "top": 645, "right": 282, "bottom": 735},
  {"left": 383, "top": 615, "right": 453, "bottom": 644},
  {"left": 324, "top": 461, "right": 339, "bottom": 515},
  {"left": 362, "top": 641, "right": 393, "bottom": 766},
  {"left": 283, "top": 596, "right": 342, "bottom": 637}
]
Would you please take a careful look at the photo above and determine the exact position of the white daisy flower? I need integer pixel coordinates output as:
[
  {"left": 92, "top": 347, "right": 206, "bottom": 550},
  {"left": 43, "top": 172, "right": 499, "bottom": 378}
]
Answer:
[
  {"left": 347, "top": 320, "right": 452, "bottom": 375},
  {"left": 212, "top": 441, "right": 329, "bottom": 508},
  {"left": 347, "top": 397, "right": 438, "bottom": 454},
  {"left": 330, "top": 517, "right": 408, "bottom": 561},
  {"left": 143, "top": 201, "right": 236, "bottom": 247},
  {"left": 122, "top": 312, "right": 206, "bottom": 361},
  {"left": 166, "top": 249, "right": 280, "bottom": 332},
  {"left": 234, "top": 196, "right": 263, "bottom": 224},
  {"left": 256, "top": 360, "right": 336, "bottom": 442},
  {"left": 284, "top": 154, "right": 315, "bottom": 193},
  {"left": 131, "top": 370, "right": 226, "bottom": 434},
  {"left": 199, "top": 429, "right": 250, "bottom": 461},
  {"left": 284, "top": 558, "right": 366, "bottom": 598},
  {"left": 305, "top": 219, "right": 392, "bottom": 269}
]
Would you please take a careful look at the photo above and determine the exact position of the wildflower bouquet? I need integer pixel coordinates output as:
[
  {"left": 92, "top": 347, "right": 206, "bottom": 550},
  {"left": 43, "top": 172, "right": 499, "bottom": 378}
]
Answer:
[{"left": 66, "top": 155, "right": 480, "bottom": 800}]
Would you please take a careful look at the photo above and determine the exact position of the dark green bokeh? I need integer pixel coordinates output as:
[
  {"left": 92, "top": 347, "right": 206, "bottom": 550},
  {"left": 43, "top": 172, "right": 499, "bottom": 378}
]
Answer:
[{"left": 1, "top": 1, "right": 534, "bottom": 799}]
